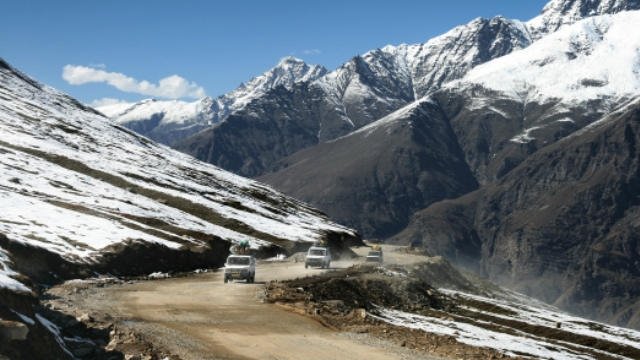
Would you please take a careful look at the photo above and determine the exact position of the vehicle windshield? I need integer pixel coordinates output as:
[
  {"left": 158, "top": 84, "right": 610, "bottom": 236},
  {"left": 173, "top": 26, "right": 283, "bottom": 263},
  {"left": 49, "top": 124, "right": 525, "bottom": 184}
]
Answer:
[
  {"left": 309, "top": 249, "right": 326, "bottom": 256},
  {"left": 368, "top": 251, "right": 381, "bottom": 256},
  {"left": 227, "top": 256, "right": 250, "bottom": 265}
]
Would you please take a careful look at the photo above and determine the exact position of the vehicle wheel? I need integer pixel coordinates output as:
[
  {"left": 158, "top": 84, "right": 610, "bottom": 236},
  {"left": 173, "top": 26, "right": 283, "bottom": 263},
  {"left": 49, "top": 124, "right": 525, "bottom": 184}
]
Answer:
[
  {"left": 224, "top": 276, "right": 228, "bottom": 283},
  {"left": 305, "top": 264, "right": 308, "bottom": 269},
  {"left": 251, "top": 275, "right": 255, "bottom": 283}
]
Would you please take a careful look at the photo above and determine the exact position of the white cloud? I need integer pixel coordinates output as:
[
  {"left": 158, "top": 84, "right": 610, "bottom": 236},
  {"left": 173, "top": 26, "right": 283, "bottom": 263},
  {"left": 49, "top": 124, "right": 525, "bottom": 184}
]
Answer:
[
  {"left": 62, "top": 65, "right": 206, "bottom": 99},
  {"left": 302, "top": 49, "right": 322, "bottom": 55},
  {"left": 88, "top": 97, "right": 129, "bottom": 108}
]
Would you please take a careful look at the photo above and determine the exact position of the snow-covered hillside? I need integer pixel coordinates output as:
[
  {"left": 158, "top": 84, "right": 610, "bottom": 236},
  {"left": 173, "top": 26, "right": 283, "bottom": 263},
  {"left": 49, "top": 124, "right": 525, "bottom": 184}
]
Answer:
[
  {"left": 459, "top": 10, "right": 640, "bottom": 105},
  {"left": 373, "top": 289, "right": 640, "bottom": 359},
  {"left": 99, "top": 57, "right": 326, "bottom": 145},
  {"left": 222, "top": 56, "right": 326, "bottom": 111},
  {"left": 0, "top": 58, "right": 355, "bottom": 293},
  {"left": 527, "top": 0, "right": 640, "bottom": 38}
]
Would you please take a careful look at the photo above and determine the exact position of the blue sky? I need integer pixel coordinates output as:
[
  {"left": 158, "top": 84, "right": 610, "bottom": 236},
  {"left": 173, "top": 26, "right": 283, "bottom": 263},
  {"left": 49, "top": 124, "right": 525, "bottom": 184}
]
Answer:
[{"left": 1, "top": 0, "right": 548, "bottom": 105}]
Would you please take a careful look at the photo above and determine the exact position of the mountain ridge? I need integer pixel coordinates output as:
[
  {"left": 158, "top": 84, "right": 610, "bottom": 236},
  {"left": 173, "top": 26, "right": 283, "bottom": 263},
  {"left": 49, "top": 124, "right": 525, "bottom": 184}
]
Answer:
[{"left": 98, "top": 57, "right": 327, "bottom": 146}]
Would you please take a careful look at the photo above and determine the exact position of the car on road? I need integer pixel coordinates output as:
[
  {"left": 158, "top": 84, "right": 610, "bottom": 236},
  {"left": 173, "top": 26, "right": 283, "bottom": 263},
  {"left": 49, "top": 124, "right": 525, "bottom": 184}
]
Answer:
[
  {"left": 365, "top": 250, "right": 383, "bottom": 264},
  {"left": 224, "top": 255, "right": 256, "bottom": 283},
  {"left": 305, "top": 246, "right": 331, "bottom": 269}
]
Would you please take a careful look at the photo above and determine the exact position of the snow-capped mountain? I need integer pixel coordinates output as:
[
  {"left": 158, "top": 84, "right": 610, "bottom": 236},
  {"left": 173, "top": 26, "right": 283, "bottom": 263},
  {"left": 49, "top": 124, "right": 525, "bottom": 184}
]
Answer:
[
  {"left": 292, "top": 0, "right": 640, "bottom": 138},
  {"left": 435, "top": 9, "right": 640, "bottom": 183},
  {"left": 312, "top": 16, "right": 532, "bottom": 136},
  {"left": 264, "top": 7, "right": 640, "bottom": 236},
  {"left": 98, "top": 57, "right": 326, "bottom": 145},
  {"left": 460, "top": 10, "right": 640, "bottom": 104},
  {"left": 0, "top": 57, "right": 356, "bottom": 294},
  {"left": 175, "top": 0, "right": 640, "bottom": 179},
  {"left": 527, "top": 0, "right": 640, "bottom": 38},
  {"left": 175, "top": 16, "right": 535, "bottom": 177},
  {"left": 223, "top": 56, "right": 327, "bottom": 111},
  {"left": 97, "top": 97, "right": 218, "bottom": 146}
]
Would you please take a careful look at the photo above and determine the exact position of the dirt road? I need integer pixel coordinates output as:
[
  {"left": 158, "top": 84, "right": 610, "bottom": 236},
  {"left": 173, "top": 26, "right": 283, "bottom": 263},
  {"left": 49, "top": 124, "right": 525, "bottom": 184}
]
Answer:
[{"left": 51, "top": 246, "right": 442, "bottom": 360}]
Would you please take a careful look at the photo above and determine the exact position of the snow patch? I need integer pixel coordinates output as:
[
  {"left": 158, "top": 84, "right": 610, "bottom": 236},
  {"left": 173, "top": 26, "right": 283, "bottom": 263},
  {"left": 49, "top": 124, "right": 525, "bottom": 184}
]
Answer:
[
  {"left": 36, "top": 313, "right": 74, "bottom": 357},
  {"left": 458, "top": 11, "right": 640, "bottom": 106},
  {"left": 148, "top": 272, "right": 170, "bottom": 279},
  {"left": 0, "top": 246, "right": 31, "bottom": 293},
  {"left": 511, "top": 126, "right": 543, "bottom": 143},
  {"left": 371, "top": 307, "right": 594, "bottom": 360}
]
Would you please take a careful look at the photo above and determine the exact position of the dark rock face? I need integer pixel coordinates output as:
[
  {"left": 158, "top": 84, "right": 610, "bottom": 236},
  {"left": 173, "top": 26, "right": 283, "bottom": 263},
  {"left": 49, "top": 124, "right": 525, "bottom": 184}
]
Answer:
[
  {"left": 176, "top": 83, "right": 324, "bottom": 177},
  {"left": 396, "top": 100, "right": 640, "bottom": 329},
  {"left": 259, "top": 100, "right": 478, "bottom": 239},
  {"left": 433, "top": 87, "right": 615, "bottom": 185}
]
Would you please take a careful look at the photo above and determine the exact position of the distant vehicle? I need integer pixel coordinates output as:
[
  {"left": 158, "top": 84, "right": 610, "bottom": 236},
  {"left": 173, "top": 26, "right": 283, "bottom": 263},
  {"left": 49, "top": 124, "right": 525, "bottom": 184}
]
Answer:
[
  {"left": 223, "top": 255, "right": 256, "bottom": 283},
  {"left": 305, "top": 246, "right": 331, "bottom": 269},
  {"left": 366, "top": 250, "right": 383, "bottom": 263}
]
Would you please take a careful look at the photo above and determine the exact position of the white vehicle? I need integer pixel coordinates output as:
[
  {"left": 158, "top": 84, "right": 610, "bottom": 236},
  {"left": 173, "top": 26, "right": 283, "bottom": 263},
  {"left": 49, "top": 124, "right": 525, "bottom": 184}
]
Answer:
[
  {"left": 305, "top": 246, "right": 331, "bottom": 269},
  {"left": 223, "top": 255, "right": 256, "bottom": 283},
  {"left": 365, "top": 250, "right": 383, "bottom": 264}
]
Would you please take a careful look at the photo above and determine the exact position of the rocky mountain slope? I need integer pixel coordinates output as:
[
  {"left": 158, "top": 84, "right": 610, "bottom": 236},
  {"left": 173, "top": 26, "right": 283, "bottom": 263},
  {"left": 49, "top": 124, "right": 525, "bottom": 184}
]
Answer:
[
  {"left": 98, "top": 57, "right": 326, "bottom": 146},
  {"left": 0, "top": 57, "right": 357, "bottom": 296},
  {"left": 259, "top": 99, "right": 479, "bottom": 238},
  {"left": 395, "top": 96, "right": 640, "bottom": 329}
]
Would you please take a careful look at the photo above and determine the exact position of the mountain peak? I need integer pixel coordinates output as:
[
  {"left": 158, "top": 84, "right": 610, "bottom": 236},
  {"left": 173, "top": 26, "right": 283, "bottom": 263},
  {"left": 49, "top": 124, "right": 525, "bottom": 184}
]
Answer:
[
  {"left": 238, "top": 57, "right": 327, "bottom": 94},
  {"left": 528, "top": 0, "right": 640, "bottom": 37},
  {"left": 277, "top": 56, "right": 306, "bottom": 66},
  {"left": 541, "top": 0, "right": 640, "bottom": 14}
]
